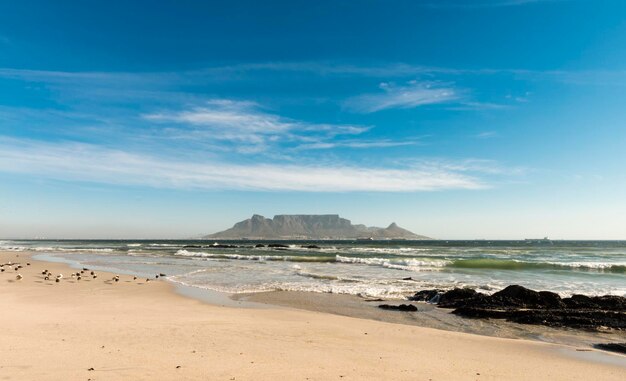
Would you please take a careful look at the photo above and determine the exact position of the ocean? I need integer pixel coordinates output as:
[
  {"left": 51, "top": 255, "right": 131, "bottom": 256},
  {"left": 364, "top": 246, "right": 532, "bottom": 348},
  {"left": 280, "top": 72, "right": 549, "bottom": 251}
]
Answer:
[{"left": 2, "top": 239, "right": 624, "bottom": 299}]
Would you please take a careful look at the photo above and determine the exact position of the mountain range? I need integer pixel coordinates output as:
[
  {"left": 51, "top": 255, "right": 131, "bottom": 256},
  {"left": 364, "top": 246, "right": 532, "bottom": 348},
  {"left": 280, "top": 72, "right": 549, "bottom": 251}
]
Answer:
[{"left": 205, "top": 214, "right": 431, "bottom": 240}]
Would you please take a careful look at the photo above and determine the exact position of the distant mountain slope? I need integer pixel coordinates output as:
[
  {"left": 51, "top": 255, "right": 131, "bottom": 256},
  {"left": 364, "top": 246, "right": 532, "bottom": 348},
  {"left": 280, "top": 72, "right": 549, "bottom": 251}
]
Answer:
[{"left": 205, "top": 214, "right": 432, "bottom": 240}]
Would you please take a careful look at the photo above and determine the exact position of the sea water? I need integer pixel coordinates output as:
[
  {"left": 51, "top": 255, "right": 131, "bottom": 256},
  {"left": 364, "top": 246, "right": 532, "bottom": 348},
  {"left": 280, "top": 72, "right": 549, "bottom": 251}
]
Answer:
[{"left": 2, "top": 239, "right": 625, "bottom": 298}]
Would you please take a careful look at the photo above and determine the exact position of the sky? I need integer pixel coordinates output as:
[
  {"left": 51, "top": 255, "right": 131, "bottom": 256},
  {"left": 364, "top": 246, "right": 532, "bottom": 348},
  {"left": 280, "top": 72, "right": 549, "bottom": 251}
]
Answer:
[{"left": 1, "top": 0, "right": 626, "bottom": 239}]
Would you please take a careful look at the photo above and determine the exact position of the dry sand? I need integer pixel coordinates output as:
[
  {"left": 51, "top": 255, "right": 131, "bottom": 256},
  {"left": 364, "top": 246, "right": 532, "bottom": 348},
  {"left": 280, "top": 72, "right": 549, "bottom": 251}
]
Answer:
[{"left": 0, "top": 251, "right": 624, "bottom": 380}]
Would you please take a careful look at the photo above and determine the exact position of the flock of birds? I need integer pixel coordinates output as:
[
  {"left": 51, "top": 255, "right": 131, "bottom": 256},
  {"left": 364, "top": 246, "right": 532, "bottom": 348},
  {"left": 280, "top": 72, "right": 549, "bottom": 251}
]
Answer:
[{"left": 1, "top": 259, "right": 167, "bottom": 284}]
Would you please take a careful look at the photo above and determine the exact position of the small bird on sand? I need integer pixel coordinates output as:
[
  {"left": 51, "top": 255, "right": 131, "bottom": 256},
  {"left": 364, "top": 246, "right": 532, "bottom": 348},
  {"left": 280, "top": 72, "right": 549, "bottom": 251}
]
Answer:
[
  {"left": 16, "top": 274, "right": 22, "bottom": 280},
  {"left": 133, "top": 276, "right": 137, "bottom": 280},
  {"left": 26, "top": 262, "right": 30, "bottom": 266},
  {"left": 93, "top": 274, "right": 97, "bottom": 279},
  {"left": 155, "top": 275, "right": 159, "bottom": 278},
  {"left": 41, "top": 270, "right": 48, "bottom": 275},
  {"left": 90, "top": 271, "right": 95, "bottom": 275},
  {"left": 113, "top": 275, "right": 120, "bottom": 282},
  {"left": 44, "top": 276, "right": 49, "bottom": 280},
  {"left": 77, "top": 276, "right": 82, "bottom": 281},
  {"left": 55, "top": 278, "right": 60, "bottom": 283}
]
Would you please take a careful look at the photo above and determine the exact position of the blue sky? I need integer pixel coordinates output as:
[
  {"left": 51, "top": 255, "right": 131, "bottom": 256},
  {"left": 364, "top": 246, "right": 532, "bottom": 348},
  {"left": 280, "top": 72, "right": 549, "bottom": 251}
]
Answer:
[{"left": 1, "top": 0, "right": 626, "bottom": 239}]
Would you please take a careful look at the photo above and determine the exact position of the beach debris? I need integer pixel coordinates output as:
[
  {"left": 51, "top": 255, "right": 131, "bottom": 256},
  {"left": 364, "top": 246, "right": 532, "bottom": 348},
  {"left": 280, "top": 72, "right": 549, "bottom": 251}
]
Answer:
[{"left": 378, "top": 304, "right": 418, "bottom": 312}]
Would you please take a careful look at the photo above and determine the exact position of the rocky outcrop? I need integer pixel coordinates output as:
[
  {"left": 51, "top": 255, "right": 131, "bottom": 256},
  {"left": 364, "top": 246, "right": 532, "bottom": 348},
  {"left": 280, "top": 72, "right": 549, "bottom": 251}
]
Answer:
[
  {"left": 378, "top": 304, "right": 418, "bottom": 312},
  {"left": 594, "top": 343, "right": 626, "bottom": 355},
  {"left": 409, "top": 285, "right": 626, "bottom": 331},
  {"left": 206, "top": 214, "right": 431, "bottom": 240}
]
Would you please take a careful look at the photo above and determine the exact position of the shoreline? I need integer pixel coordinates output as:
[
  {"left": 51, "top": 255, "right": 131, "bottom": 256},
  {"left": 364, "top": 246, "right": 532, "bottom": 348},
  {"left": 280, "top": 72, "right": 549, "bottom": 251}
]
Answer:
[
  {"left": 32, "top": 251, "right": 626, "bottom": 350},
  {"left": 1, "top": 250, "right": 624, "bottom": 380}
]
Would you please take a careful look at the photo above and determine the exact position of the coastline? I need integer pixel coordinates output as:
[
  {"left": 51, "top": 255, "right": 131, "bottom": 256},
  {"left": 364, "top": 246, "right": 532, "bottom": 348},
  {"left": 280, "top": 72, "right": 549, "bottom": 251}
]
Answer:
[{"left": 1, "top": 250, "right": 624, "bottom": 380}]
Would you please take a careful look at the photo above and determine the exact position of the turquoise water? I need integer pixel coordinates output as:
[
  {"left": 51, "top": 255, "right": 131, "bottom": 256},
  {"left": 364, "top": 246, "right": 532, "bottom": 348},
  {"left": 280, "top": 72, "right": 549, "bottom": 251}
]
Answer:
[{"left": 2, "top": 239, "right": 625, "bottom": 299}]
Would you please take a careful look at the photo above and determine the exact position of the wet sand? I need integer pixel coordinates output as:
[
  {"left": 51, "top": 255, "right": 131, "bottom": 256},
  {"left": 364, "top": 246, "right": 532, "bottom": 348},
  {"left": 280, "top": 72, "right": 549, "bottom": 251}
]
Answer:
[
  {"left": 236, "top": 290, "right": 625, "bottom": 349},
  {"left": 0, "top": 250, "right": 624, "bottom": 380}
]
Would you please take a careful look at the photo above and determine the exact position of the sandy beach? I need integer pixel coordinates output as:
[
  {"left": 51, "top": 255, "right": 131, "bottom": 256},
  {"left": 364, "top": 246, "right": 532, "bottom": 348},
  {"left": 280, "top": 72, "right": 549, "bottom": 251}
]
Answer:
[{"left": 0, "top": 250, "right": 624, "bottom": 381}]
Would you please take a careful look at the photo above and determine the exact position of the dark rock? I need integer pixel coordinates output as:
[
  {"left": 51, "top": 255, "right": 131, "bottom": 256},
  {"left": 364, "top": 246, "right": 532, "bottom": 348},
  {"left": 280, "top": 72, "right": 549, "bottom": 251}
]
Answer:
[
  {"left": 301, "top": 245, "right": 321, "bottom": 249},
  {"left": 594, "top": 343, "right": 626, "bottom": 355},
  {"left": 563, "top": 294, "right": 625, "bottom": 311},
  {"left": 414, "top": 284, "right": 626, "bottom": 331},
  {"left": 489, "top": 285, "right": 565, "bottom": 309},
  {"left": 268, "top": 243, "right": 289, "bottom": 248},
  {"left": 408, "top": 289, "right": 444, "bottom": 303},
  {"left": 378, "top": 304, "right": 418, "bottom": 312},
  {"left": 453, "top": 307, "right": 626, "bottom": 330},
  {"left": 183, "top": 245, "right": 202, "bottom": 249},
  {"left": 254, "top": 244, "right": 265, "bottom": 248},
  {"left": 437, "top": 288, "right": 480, "bottom": 308},
  {"left": 402, "top": 277, "right": 413, "bottom": 281}
]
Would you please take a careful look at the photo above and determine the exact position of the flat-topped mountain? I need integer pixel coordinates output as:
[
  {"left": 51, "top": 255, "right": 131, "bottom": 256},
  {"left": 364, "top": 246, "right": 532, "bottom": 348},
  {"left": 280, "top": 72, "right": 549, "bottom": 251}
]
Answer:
[{"left": 205, "top": 214, "right": 432, "bottom": 240}]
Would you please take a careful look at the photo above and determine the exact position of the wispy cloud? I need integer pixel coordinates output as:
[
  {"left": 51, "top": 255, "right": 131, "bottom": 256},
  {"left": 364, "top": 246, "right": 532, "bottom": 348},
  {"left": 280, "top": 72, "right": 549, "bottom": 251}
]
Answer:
[
  {"left": 344, "top": 81, "right": 460, "bottom": 113},
  {"left": 295, "top": 139, "right": 420, "bottom": 150},
  {"left": 2, "top": 64, "right": 625, "bottom": 88},
  {"left": 0, "top": 138, "right": 487, "bottom": 192},
  {"left": 143, "top": 99, "right": 369, "bottom": 153},
  {"left": 475, "top": 131, "right": 498, "bottom": 139}
]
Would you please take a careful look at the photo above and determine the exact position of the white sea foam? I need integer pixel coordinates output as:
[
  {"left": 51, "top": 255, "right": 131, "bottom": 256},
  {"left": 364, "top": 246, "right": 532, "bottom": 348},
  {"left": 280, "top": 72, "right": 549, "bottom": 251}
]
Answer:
[
  {"left": 175, "top": 249, "right": 332, "bottom": 263},
  {"left": 335, "top": 255, "right": 449, "bottom": 272}
]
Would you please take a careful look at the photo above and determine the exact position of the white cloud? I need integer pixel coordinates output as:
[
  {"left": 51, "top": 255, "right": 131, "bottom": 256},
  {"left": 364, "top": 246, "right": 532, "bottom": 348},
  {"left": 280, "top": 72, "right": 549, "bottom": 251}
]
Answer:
[
  {"left": 296, "top": 139, "right": 419, "bottom": 150},
  {"left": 344, "top": 81, "right": 459, "bottom": 113},
  {"left": 143, "top": 99, "right": 369, "bottom": 152},
  {"left": 0, "top": 138, "right": 487, "bottom": 192}
]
